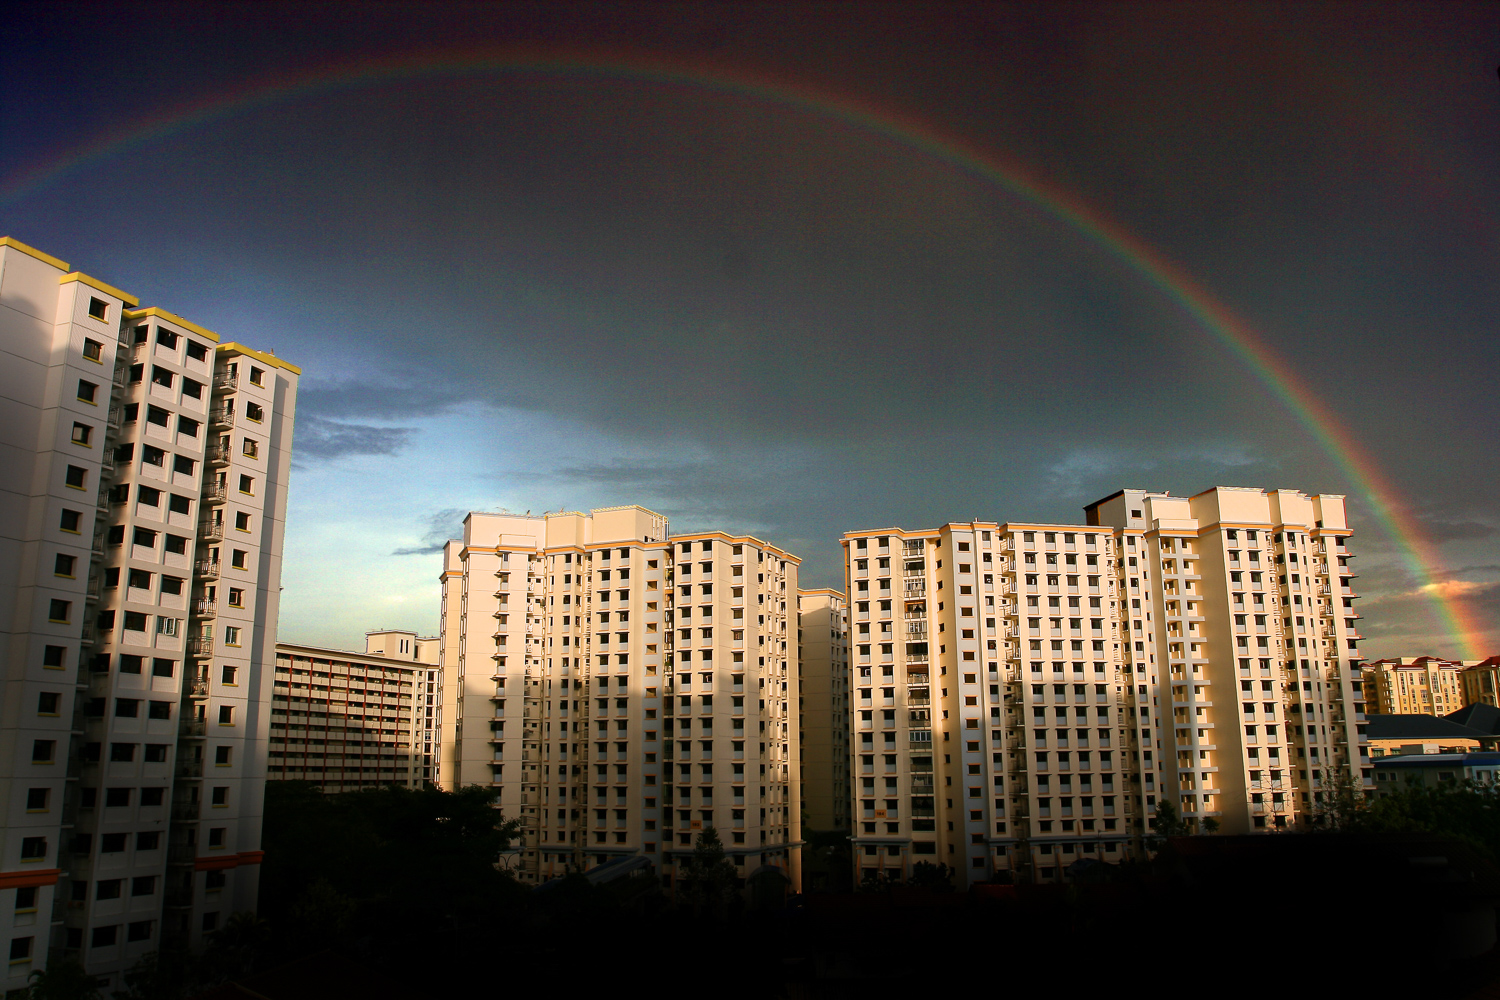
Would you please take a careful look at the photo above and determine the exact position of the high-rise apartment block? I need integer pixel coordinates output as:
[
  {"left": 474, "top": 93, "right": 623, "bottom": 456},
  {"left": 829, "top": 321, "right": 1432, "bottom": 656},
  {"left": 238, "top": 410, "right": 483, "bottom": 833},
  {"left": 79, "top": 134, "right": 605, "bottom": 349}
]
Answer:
[
  {"left": 0, "top": 238, "right": 296, "bottom": 991},
  {"left": 840, "top": 486, "right": 1368, "bottom": 888},
  {"left": 436, "top": 506, "right": 801, "bottom": 890},
  {"left": 270, "top": 630, "right": 439, "bottom": 791},
  {"left": 796, "top": 589, "right": 851, "bottom": 832}
]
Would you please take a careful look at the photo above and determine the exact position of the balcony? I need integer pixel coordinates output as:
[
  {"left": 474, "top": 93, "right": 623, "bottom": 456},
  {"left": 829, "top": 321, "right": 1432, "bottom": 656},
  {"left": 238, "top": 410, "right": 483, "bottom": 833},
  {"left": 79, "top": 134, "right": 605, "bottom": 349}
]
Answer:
[
  {"left": 205, "top": 444, "right": 232, "bottom": 467},
  {"left": 186, "top": 637, "right": 213, "bottom": 657},
  {"left": 194, "top": 560, "right": 220, "bottom": 580},
  {"left": 213, "top": 371, "right": 238, "bottom": 392},
  {"left": 208, "top": 406, "right": 234, "bottom": 429},
  {"left": 194, "top": 599, "right": 217, "bottom": 618},
  {"left": 180, "top": 721, "right": 206, "bottom": 738},
  {"left": 201, "top": 484, "right": 228, "bottom": 504},
  {"left": 199, "top": 521, "right": 224, "bottom": 542}
]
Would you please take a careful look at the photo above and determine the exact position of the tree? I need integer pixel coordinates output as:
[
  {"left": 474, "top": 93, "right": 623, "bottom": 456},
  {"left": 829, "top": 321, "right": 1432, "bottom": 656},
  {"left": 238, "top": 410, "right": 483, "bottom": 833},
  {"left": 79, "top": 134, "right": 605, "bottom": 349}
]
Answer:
[
  {"left": 907, "top": 861, "right": 955, "bottom": 892},
  {"left": 27, "top": 957, "right": 102, "bottom": 1000},
  {"left": 677, "top": 827, "right": 739, "bottom": 918},
  {"left": 1151, "top": 799, "right": 1189, "bottom": 838}
]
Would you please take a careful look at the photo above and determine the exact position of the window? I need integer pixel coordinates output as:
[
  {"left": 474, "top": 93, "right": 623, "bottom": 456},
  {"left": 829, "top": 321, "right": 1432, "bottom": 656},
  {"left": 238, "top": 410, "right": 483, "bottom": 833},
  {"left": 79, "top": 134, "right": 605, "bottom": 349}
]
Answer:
[
  {"left": 221, "top": 664, "right": 237, "bottom": 684},
  {"left": 123, "top": 402, "right": 137, "bottom": 422},
  {"left": 19, "top": 837, "right": 46, "bottom": 860},
  {"left": 150, "top": 366, "right": 173, "bottom": 388},
  {"left": 140, "top": 787, "right": 164, "bottom": 807},
  {"left": 165, "top": 534, "right": 188, "bottom": 554},
  {"left": 127, "top": 921, "right": 153, "bottom": 943},
  {"left": 227, "top": 588, "right": 244, "bottom": 607},
  {"left": 218, "top": 705, "right": 234, "bottom": 725},
  {"left": 15, "top": 887, "right": 37, "bottom": 911},
  {"left": 123, "top": 611, "right": 148, "bottom": 631},
  {"left": 43, "top": 646, "right": 66, "bottom": 668},
  {"left": 99, "top": 833, "right": 127, "bottom": 853},
  {"left": 48, "top": 599, "right": 70, "bottom": 623},
  {"left": 169, "top": 493, "right": 191, "bottom": 514},
  {"left": 249, "top": 366, "right": 264, "bottom": 386},
  {"left": 104, "top": 788, "right": 130, "bottom": 807},
  {"left": 115, "top": 698, "right": 140, "bottom": 718},
  {"left": 152, "top": 656, "right": 176, "bottom": 676},
  {"left": 183, "top": 377, "right": 204, "bottom": 399},
  {"left": 178, "top": 416, "right": 199, "bottom": 437},
  {"left": 87, "top": 297, "right": 108, "bottom": 320},
  {"left": 71, "top": 422, "right": 92, "bottom": 445},
  {"left": 110, "top": 743, "right": 136, "bottom": 762},
  {"left": 128, "top": 568, "right": 152, "bottom": 589},
  {"left": 54, "top": 553, "right": 76, "bottom": 577},
  {"left": 245, "top": 401, "right": 263, "bottom": 422},
  {"left": 144, "top": 744, "right": 168, "bottom": 762},
  {"left": 64, "top": 465, "right": 86, "bottom": 489},
  {"left": 160, "top": 576, "right": 183, "bottom": 596},
  {"left": 37, "top": 692, "right": 59, "bottom": 714},
  {"left": 91, "top": 925, "right": 118, "bottom": 948},
  {"left": 235, "top": 511, "right": 250, "bottom": 531},
  {"left": 137, "top": 485, "right": 161, "bottom": 506},
  {"left": 83, "top": 338, "right": 103, "bottom": 362},
  {"left": 148, "top": 701, "right": 172, "bottom": 720},
  {"left": 156, "top": 617, "right": 179, "bottom": 637},
  {"left": 208, "top": 828, "right": 226, "bottom": 848},
  {"left": 173, "top": 454, "right": 195, "bottom": 475},
  {"left": 215, "top": 745, "right": 232, "bottom": 765},
  {"left": 133, "top": 526, "right": 157, "bottom": 547},
  {"left": 238, "top": 475, "right": 254, "bottom": 494},
  {"left": 211, "top": 786, "right": 229, "bottom": 806},
  {"left": 224, "top": 627, "right": 241, "bottom": 648},
  {"left": 31, "top": 741, "right": 54, "bottom": 763},
  {"left": 26, "top": 788, "right": 48, "bottom": 811},
  {"left": 10, "top": 937, "right": 32, "bottom": 962},
  {"left": 156, "top": 328, "right": 178, "bottom": 349},
  {"left": 96, "top": 879, "right": 123, "bottom": 900},
  {"left": 136, "top": 831, "right": 161, "bottom": 850},
  {"left": 187, "top": 341, "right": 208, "bottom": 362},
  {"left": 60, "top": 509, "right": 82, "bottom": 533},
  {"left": 77, "top": 379, "right": 99, "bottom": 403}
]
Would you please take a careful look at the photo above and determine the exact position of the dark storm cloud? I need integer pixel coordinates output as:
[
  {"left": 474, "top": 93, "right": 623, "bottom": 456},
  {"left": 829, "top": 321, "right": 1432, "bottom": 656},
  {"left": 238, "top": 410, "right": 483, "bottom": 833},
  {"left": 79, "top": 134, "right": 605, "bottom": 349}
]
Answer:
[
  {"left": 4, "top": 4, "right": 1498, "bottom": 653},
  {"left": 391, "top": 508, "right": 469, "bottom": 557},
  {"left": 293, "top": 415, "right": 415, "bottom": 463}
]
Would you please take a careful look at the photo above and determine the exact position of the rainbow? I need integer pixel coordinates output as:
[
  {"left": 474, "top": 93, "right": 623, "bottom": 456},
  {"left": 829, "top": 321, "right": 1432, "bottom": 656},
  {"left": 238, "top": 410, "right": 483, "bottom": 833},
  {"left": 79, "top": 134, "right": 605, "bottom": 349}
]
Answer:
[{"left": 2, "top": 46, "right": 1480, "bottom": 657}]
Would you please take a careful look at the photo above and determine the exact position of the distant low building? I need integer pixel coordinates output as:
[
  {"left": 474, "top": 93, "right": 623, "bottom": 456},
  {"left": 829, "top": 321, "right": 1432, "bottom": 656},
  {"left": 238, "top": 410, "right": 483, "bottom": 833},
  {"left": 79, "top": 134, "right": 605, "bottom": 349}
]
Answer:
[
  {"left": 1372, "top": 751, "right": 1500, "bottom": 793},
  {"left": 1362, "top": 657, "right": 1467, "bottom": 716},
  {"left": 1364, "top": 714, "right": 1488, "bottom": 758},
  {"left": 1462, "top": 656, "right": 1500, "bottom": 709}
]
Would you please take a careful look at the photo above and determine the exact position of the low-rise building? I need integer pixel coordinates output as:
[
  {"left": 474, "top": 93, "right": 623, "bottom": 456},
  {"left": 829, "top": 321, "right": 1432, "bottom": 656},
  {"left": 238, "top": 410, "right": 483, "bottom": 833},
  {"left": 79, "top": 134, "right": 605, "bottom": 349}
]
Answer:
[
  {"left": 1364, "top": 714, "right": 1487, "bottom": 758},
  {"left": 1372, "top": 751, "right": 1500, "bottom": 792},
  {"left": 1362, "top": 657, "right": 1467, "bottom": 716}
]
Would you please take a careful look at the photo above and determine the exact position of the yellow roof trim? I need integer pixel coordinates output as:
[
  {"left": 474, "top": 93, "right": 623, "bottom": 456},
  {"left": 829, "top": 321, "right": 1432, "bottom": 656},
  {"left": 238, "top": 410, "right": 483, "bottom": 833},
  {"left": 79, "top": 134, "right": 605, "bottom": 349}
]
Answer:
[
  {"left": 0, "top": 237, "right": 69, "bottom": 271},
  {"left": 123, "top": 306, "right": 220, "bottom": 343},
  {"left": 218, "top": 341, "right": 301, "bottom": 375},
  {"left": 60, "top": 272, "right": 139, "bottom": 307}
]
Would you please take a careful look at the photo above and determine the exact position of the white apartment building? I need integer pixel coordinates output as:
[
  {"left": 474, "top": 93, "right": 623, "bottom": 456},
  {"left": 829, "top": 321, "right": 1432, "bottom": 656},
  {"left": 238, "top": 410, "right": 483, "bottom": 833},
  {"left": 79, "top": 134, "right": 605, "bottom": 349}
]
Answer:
[
  {"left": 840, "top": 486, "right": 1368, "bottom": 888},
  {"left": 796, "top": 589, "right": 851, "bottom": 832},
  {"left": 0, "top": 238, "right": 297, "bottom": 992},
  {"left": 437, "top": 507, "right": 801, "bottom": 891},
  {"left": 270, "top": 630, "right": 439, "bottom": 791}
]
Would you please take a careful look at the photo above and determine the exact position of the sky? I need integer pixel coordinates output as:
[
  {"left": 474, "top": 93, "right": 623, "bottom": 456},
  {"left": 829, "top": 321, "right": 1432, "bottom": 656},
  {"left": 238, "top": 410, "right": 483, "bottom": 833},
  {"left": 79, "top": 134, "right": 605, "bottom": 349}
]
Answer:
[{"left": 3, "top": 2, "right": 1498, "bottom": 658}]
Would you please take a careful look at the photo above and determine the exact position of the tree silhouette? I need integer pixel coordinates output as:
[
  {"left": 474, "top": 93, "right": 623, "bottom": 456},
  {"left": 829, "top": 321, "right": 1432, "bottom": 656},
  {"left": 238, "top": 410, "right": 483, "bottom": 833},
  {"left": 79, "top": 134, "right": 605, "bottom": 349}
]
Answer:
[{"left": 677, "top": 827, "right": 739, "bottom": 917}]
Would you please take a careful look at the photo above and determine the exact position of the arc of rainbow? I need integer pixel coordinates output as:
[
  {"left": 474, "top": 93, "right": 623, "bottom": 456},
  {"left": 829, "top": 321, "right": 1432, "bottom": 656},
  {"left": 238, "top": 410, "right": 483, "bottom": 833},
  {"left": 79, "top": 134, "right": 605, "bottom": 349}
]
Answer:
[{"left": 1, "top": 47, "right": 1478, "bottom": 657}]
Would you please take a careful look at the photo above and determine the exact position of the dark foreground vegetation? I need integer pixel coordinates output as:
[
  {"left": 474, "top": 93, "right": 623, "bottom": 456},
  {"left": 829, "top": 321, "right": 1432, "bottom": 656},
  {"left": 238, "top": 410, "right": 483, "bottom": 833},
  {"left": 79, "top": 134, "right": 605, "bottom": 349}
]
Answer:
[{"left": 24, "top": 778, "right": 1500, "bottom": 999}]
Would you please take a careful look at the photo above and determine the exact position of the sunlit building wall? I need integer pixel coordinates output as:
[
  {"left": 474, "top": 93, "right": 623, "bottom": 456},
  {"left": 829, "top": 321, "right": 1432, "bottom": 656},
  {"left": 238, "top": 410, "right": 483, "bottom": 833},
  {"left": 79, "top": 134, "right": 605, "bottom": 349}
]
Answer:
[
  {"left": 840, "top": 486, "right": 1369, "bottom": 889},
  {"left": 1362, "top": 656, "right": 1467, "bottom": 716},
  {"left": 0, "top": 237, "right": 297, "bottom": 992},
  {"left": 437, "top": 507, "right": 801, "bottom": 891}
]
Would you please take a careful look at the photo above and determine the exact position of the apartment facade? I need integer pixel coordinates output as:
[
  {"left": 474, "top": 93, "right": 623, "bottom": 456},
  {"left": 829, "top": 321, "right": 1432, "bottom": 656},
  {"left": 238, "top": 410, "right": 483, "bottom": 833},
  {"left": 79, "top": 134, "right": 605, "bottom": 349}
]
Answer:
[
  {"left": 0, "top": 238, "right": 297, "bottom": 992},
  {"left": 1362, "top": 657, "right": 1467, "bottom": 716},
  {"left": 437, "top": 507, "right": 801, "bottom": 891},
  {"left": 796, "top": 589, "right": 850, "bottom": 832},
  {"left": 269, "top": 630, "right": 438, "bottom": 791},
  {"left": 840, "top": 486, "right": 1369, "bottom": 889},
  {"left": 1461, "top": 657, "right": 1500, "bottom": 709}
]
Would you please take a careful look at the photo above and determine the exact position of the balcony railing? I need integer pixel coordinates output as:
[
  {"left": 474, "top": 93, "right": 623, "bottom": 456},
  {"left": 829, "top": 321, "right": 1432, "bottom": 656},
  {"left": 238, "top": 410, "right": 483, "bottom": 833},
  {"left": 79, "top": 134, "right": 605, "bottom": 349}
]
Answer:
[
  {"left": 213, "top": 371, "right": 238, "bottom": 391},
  {"left": 201, "top": 484, "right": 227, "bottom": 504},
  {"left": 194, "top": 561, "right": 220, "bottom": 580},
  {"left": 186, "top": 637, "right": 213, "bottom": 657},
  {"left": 194, "top": 599, "right": 217, "bottom": 618},
  {"left": 208, "top": 407, "right": 234, "bottom": 428}
]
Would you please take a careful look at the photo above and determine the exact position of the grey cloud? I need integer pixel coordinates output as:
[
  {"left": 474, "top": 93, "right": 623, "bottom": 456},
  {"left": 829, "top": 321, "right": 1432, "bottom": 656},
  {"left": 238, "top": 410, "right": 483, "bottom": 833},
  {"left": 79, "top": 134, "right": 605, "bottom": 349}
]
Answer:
[
  {"left": 294, "top": 415, "right": 415, "bottom": 462},
  {"left": 391, "top": 507, "right": 468, "bottom": 556},
  {"left": 297, "top": 380, "right": 467, "bottom": 422}
]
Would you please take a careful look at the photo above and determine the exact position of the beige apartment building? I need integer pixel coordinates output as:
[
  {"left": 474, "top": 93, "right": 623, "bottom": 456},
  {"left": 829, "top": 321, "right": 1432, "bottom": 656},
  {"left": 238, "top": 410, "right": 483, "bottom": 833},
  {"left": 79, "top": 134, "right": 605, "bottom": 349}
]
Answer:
[
  {"left": 797, "top": 589, "right": 850, "bottom": 833},
  {"left": 270, "top": 630, "right": 439, "bottom": 791},
  {"left": 0, "top": 237, "right": 297, "bottom": 993},
  {"left": 437, "top": 507, "right": 801, "bottom": 891},
  {"left": 1361, "top": 657, "right": 1467, "bottom": 716},
  {"left": 840, "top": 486, "right": 1369, "bottom": 888},
  {"left": 1461, "top": 657, "right": 1500, "bottom": 709}
]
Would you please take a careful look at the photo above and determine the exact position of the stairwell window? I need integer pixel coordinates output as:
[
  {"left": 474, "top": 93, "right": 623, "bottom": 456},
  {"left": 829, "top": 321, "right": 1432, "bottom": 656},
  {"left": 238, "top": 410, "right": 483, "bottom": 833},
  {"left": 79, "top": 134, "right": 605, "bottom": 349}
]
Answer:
[
  {"left": 238, "top": 475, "right": 254, "bottom": 495},
  {"left": 224, "top": 626, "right": 241, "bottom": 647},
  {"left": 77, "top": 379, "right": 99, "bottom": 403},
  {"left": 230, "top": 550, "right": 247, "bottom": 570},
  {"left": 83, "top": 338, "right": 103, "bottom": 362},
  {"left": 249, "top": 366, "right": 264, "bottom": 386},
  {"left": 88, "top": 297, "right": 108, "bottom": 320}
]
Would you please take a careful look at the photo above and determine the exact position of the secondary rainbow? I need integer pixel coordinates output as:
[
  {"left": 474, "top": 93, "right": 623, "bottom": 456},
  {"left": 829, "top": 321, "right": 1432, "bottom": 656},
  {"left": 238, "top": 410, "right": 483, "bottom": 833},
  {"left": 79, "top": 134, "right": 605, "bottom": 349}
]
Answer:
[{"left": 3, "top": 46, "right": 1477, "bottom": 656}]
